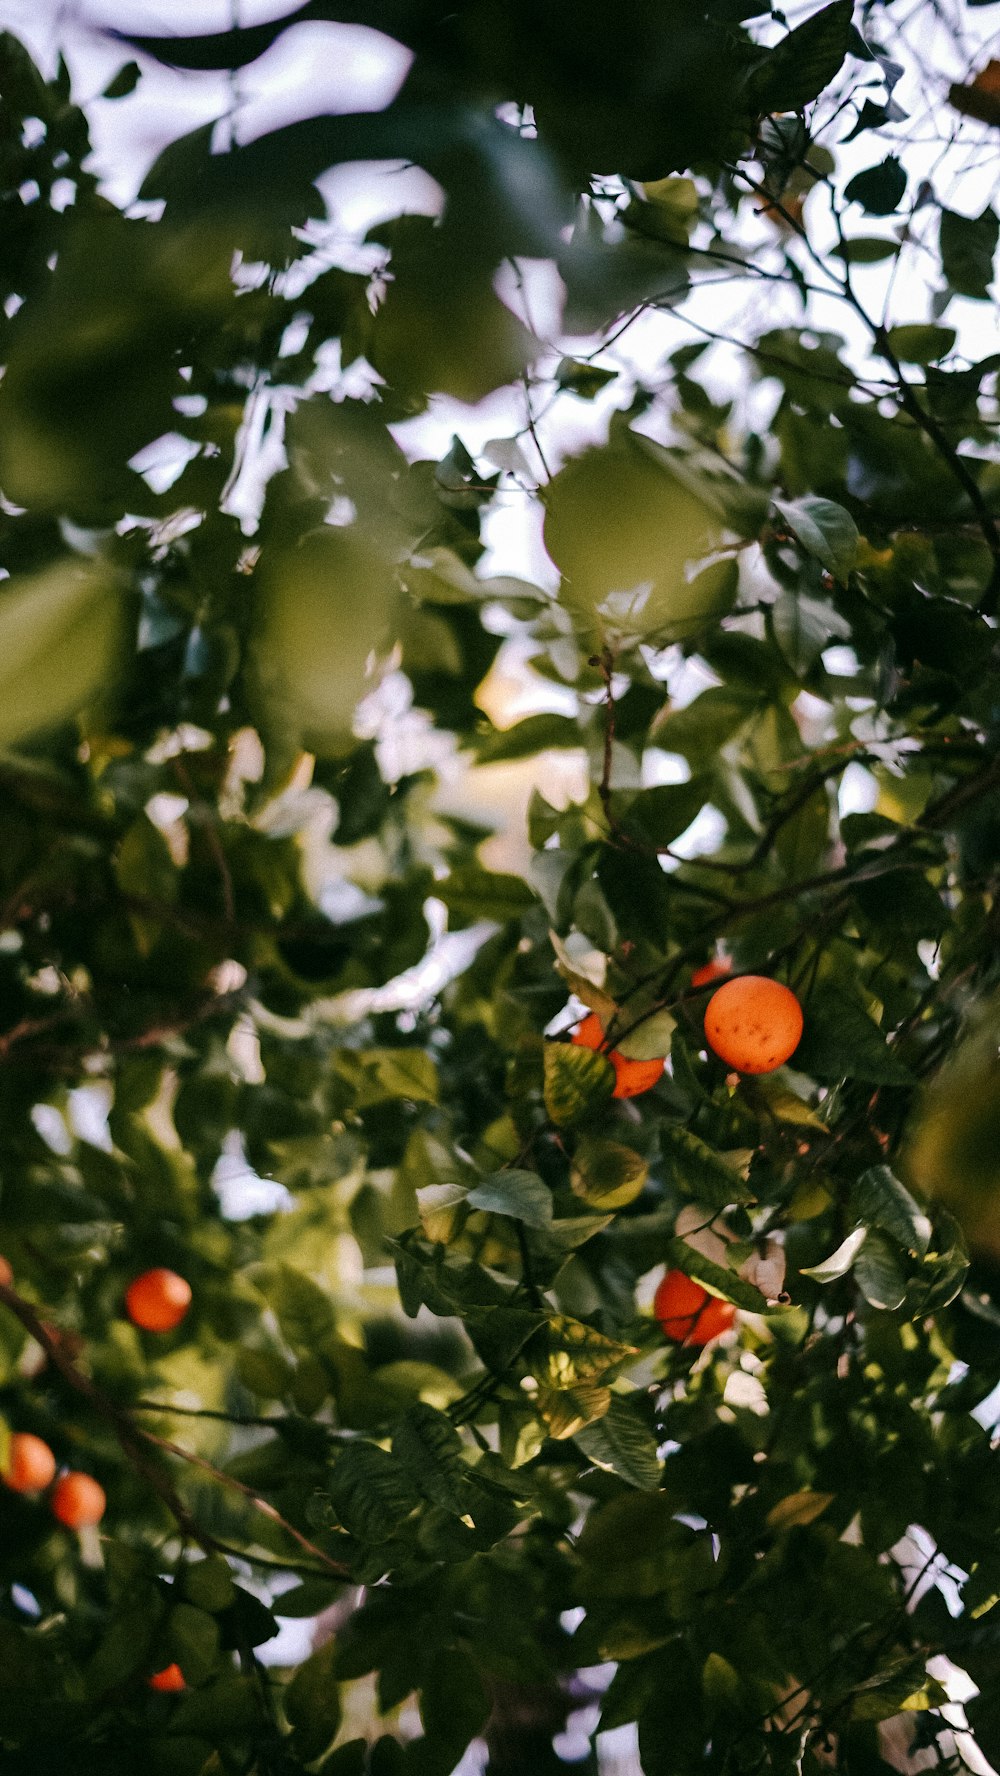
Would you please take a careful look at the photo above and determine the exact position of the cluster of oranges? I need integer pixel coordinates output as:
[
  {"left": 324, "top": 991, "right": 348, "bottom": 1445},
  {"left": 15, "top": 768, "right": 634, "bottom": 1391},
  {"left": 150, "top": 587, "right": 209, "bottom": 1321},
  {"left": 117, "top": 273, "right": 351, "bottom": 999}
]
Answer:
[
  {"left": 572, "top": 957, "right": 802, "bottom": 1090},
  {"left": 572, "top": 959, "right": 804, "bottom": 1349},
  {"left": 0, "top": 1263, "right": 191, "bottom": 1528},
  {"left": 0, "top": 1257, "right": 192, "bottom": 1691}
]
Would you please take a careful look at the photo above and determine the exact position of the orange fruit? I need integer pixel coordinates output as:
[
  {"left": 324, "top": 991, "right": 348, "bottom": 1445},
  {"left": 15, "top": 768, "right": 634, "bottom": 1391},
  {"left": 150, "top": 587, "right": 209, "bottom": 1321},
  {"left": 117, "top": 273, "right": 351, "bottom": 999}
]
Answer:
[
  {"left": 691, "top": 956, "right": 732, "bottom": 989},
  {"left": 125, "top": 1269, "right": 192, "bottom": 1333},
  {"left": 148, "top": 1663, "right": 186, "bottom": 1693},
  {"left": 572, "top": 1012, "right": 665, "bottom": 1099},
  {"left": 2, "top": 1432, "right": 57, "bottom": 1494},
  {"left": 0, "top": 1255, "right": 12, "bottom": 1287},
  {"left": 704, "top": 975, "right": 803, "bottom": 1075},
  {"left": 50, "top": 1471, "right": 106, "bottom": 1529},
  {"left": 654, "top": 1269, "right": 735, "bottom": 1346}
]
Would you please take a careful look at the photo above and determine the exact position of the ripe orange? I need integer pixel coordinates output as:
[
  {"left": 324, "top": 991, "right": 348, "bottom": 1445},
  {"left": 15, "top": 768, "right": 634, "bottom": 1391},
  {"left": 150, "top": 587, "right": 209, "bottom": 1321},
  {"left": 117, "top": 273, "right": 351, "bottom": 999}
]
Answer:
[
  {"left": 50, "top": 1471, "right": 106, "bottom": 1529},
  {"left": 2, "top": 1432, "right": 57, "bottom": 1494},
  {"left": 125, "top": 1269, "right": 192, "bottom": 1333},
  {"left": 0, "top": 1255, "right": 12, "bottom": 1287},
  {"left": 654, "top": 1269, "right": 735, "bottom": 1346},
  {"left": 572, "top": 1012, "right": 665, "bottom": 1099},
  {"left": 691, "top": 956, "right": 732, "bottom": 989},
  {"left": 148, "top": 1663, "right": 186, "bottom": 1693},
  {"left": 704, "top": 975, "right": 803, "bottom": 1075}
]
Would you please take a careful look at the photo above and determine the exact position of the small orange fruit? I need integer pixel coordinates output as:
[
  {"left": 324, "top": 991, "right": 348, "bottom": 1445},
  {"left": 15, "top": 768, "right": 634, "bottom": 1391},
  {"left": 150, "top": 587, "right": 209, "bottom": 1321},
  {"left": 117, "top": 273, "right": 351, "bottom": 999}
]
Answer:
[
  {"left": 654, "top": 1269, "right": 735, "bottom": 1346},
  {"left": 50, "top": 1471, "right": 106, "bottom": 1529},
  {"left": 148, "top": 1663, "right": 186, "bottom": 1693},
  {"left": 125, "top": 1269, "right": 192, "bottom": 1333},
  {"left": 0, "top": 1255, "right": 12, "bottom": 1287},
  {"left": 572, "top": 1012, "right": 665, "bottom": 1099},
  {"left": 2, "top": 1432, "right": 57, "bottom": 1494},
  {"left": 691, "top": 956, "right": 732, "bottom": 989},
  {"left": 704, "top": 975, "right": 803, "bottom": 1075}
]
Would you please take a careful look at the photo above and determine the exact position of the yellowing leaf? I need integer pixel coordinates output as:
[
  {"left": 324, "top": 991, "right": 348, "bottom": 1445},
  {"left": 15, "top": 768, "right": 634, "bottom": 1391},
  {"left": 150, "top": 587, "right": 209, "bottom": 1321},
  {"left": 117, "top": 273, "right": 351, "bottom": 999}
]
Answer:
[
  {"left": 539, "top": 1315, "right": 638, "bottom": 1387},
  {"left": 543, "top": 1041, "right": 615, "bottom": 1126},
  {"left": 537, "top": 1382, "right": 611, "bottom": 1439},
  {"left": 571, "top": 1139, "right": 648, "bottom": 1210},
  {"left": 766, "top": 1490, "right": 834, "bottom": 1530}
]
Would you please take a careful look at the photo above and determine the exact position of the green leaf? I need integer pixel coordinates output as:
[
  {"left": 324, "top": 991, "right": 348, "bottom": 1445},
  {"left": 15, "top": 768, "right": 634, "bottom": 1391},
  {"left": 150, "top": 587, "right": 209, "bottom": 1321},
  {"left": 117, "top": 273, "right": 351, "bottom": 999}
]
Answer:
[
  {"left": 102, "top": 61, "right": 141, "bottom": 98},
  {"left": 662, "top": 1125, "right": 755, "bottom": 1209},
  {"left": 852, "top": 1166, "right": 931, "bottom": 1257},
  {"left": 555, "top": 357, "right": 618, "bottom": 399},
  {"left": 543, "top": 1041, "right": 615, "bottom": 1126},
  {"left": 772, "top": 591, "right": 851, "bottom": 675},
  {"left": 0, "top": 560, "right": 123, "bottom": 748},
  {"left": 576, "top": 1396, "right": 663, "bottom": 1489},
  {"left": 800, "top": 1226, "right": 867, "bottom": 1283},
  {"left": 170, "top": 1675, "right": 260, "bottom": 1738},
  {"left": 773, "top": 495, "right": 859, "bottom": 580},
  {"left": 654, "top": 686, "right": 761, "bottom": 760},
  {"left": 854, "top": 1230, "right": 907, "bottom": 1311},
  {"left": 419, "top": 1649, "right": 489, "bottom": 1773},
  {"left": 285, "top": 1639, "right": 342, "bottom": 1763},
  {"left": 571, "top": 1139, "right": 648, "bottom": 1210},
  {"left": 577, "top": 1491, "right": 686, "bottom": 1599},
  {"left": 252, "top": 1265, "right": 333, "bottom": 1350},
  {"left": 614, "top": 1009, "right": 677, "bottom": 1061},
  {"left": 794, "top": 990, "right": 914, "bottom": 1085},
  {"left": 476, "top": 714, "right": 582, "bottom": 764},
  {"left": 340, "top": 1048, "right": 440, "bottom": 1106},
  {"left": 167, "top": 1603, "right": 220, "bottom": 1686},
  {"left": 467, "top": 1169, "right": 553, "bottom": 1228},
  {"left": 624, "top": 177, "right": 699, "bottom": 247},
  {"left": 435, "top": 865, "right": 537, "bottom": 921},
  {"left": 845, "top": 156, "right": 907, "bottom": 215},
  {"left": 664, "top": 1239, "right": 770, "bottom": 1312},
  {"left": 745, "top": 0, "right": 853, "bottom": 110},
  {"left": 328, "top": 1443, "right": 421, "bottom": 1544},
  {"left": 886, "top": 324, "right": 957, "bottom": 364},
  {"left": 85, "top": 1603, "right": 158, "bottom": 1695},
  {"left": 939, "top": 205, "right": 999, "bottom": 301},
  {"left": 180, "top": 1556, "right": 236, "bottom": 1614},
  {"left": 391, "top": 1404, "right": 474, "bottom": 1514},
  {"left": 848, "top": 1656, "right": 947, "bottom": 1721},
  {"left": 619, "top": 778, "right": 710, "bottom": 851},
  {"left": 832, "top": 236, "right": 901, "bottom": 264},
  {"left": 467, "top": 1306, "right": 548, "bottom": 1371}
]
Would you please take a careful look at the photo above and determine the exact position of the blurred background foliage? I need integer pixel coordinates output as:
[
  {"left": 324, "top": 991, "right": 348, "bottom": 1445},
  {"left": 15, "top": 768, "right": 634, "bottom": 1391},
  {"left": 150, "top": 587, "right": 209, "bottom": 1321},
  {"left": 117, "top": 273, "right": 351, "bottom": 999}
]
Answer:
[{"left": 1, "top": 2, "right": 1000, "bottom": 1773}]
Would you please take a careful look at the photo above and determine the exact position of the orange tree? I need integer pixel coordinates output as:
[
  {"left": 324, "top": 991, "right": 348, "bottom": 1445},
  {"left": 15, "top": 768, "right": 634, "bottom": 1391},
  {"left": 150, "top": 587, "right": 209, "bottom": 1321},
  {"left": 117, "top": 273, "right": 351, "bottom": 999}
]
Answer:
[{"left": 1, "top": 6, "right": 1000, "bottom": 1773}]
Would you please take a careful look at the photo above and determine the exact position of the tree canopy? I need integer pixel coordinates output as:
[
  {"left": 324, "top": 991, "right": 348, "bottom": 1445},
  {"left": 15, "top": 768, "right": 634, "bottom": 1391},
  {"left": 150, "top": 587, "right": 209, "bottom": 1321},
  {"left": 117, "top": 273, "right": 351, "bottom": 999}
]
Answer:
[{"left": 1, "top": 3, "right": 1000, "bottom": 1773}]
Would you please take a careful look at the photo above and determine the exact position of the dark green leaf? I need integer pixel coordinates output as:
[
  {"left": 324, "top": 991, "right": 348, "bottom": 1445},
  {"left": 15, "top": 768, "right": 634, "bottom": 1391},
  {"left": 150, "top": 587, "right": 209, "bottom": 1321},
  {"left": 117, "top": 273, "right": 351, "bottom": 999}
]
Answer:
[
  {"left": 852, "top": 1166, "right": 931, "bottom": 1257},
  {"left": 794, "top": 990, "right": 914, "bottom": 1084},
  {"left": 939, "top": 205, "right": 999, "bottom": 300},
  {"left": 328, "top": 1443, "right": 421, "bottom": 1543},
  {"left": 576, "top": 1395, "right": 662, "bottom": 1489},
  {"left": 664, "top": 1239, "right": 772, "bottom": 1312},
  {"left": 285, "top": 1638, "right": 342, "bottom": 1762},
  {"left": 745, "top": 0, "right": 853, "bottom": 111},
  {"left": 845, "top": 156, "right": 907, "bottom": 215},
  {"left": 773, "top": 495, "right": 859, "bottom": 580},
  {"left": 391, "top": 1404, "right": 473, "bottom": 1513}
]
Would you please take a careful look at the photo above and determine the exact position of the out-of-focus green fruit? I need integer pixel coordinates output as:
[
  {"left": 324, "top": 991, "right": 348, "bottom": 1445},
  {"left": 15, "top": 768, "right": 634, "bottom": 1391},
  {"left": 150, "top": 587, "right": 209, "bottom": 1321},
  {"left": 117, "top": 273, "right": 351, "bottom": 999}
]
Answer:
[{"left": 902, "top": 994, "right": 1000, "bottom": 1261}]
